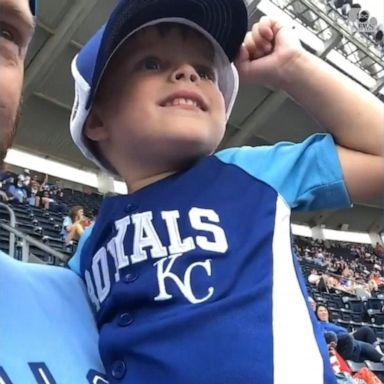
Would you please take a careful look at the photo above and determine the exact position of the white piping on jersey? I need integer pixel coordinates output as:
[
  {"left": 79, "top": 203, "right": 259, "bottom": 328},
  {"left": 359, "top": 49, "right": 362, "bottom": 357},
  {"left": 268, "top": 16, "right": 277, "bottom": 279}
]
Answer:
[{"left": 272, "top": 196, "right": 324, "bottom": 383}]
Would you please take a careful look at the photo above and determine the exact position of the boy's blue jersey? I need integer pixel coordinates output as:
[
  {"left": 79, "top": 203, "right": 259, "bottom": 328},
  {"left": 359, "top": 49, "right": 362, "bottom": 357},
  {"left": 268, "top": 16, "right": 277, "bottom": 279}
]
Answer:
[
  {"left": 72, "top": 133, "right": 350, "bottom": 384},
  {"left": 0, "top": 252, "right": 106, "bottom": 384}
]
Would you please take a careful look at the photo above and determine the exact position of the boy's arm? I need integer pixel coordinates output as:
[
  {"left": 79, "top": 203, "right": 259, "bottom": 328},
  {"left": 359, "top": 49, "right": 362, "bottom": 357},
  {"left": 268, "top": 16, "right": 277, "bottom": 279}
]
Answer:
[
  {"left": 236, "top": 17, "right": 384, "bottom": 202},
  {"left": 281, "top": 51, "right": 383, "bottom": 201}
]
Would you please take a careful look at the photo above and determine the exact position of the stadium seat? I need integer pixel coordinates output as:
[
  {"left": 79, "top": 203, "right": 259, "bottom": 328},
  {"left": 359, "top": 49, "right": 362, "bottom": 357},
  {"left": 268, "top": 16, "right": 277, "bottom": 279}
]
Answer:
[
  {"left": 371, "top": 324, "right": 384, "bottom": 339},
  {"left": 370, "top": 313, "right": 384, "bottom": 326},
  {"left": 346, "top": 360, "right": 366, "bottom": 373},
  {"left": 340, "top": 308, "right": 353, "bottom": 322},
  {"left": 364, "top": 361, "right": 384, "bottom": 372},
  {"left": 350, "top": 312, "right": 365, "bottom": 324},
  {"left": 329, "top": 309, "right": 342, "bottom": 321},
  {"left": 367, "top": 298, "right": 382, "bottom": 316},
  {"left": 335, "top": 320, "right": 353, "bottom": 332},
  {"left": 346, "top": 299, "right": 366, "bottom": 315}
]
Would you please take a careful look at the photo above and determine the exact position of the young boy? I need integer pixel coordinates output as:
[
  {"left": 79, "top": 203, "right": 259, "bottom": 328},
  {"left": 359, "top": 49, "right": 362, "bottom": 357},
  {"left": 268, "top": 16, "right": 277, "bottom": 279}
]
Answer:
[{"left": 69, "top": 0, "right": 383, "bottom": 382}]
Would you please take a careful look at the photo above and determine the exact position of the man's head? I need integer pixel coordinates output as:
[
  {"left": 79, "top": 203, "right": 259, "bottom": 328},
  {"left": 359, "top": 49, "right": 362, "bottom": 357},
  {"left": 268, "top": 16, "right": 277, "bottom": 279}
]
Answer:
[
  {"left": 0, "top": 0, "right": 35, "bottom": 169},
  {"left": 70, "top": 0, "right": 248, "bottom": 178},
  {"left": 69, "top": 206, "right": 84, "bottom": 223}
]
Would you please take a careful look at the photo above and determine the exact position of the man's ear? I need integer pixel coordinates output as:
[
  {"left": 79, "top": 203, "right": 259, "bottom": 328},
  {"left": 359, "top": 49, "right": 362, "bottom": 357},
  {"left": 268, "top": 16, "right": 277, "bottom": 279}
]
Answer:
[{"left": 84, "top": 107, "right": 109, "bottom": 142}]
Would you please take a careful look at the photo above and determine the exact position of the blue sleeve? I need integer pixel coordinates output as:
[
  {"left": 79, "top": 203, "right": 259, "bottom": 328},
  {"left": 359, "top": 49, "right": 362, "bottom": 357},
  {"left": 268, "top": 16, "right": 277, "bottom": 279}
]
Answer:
[
  {"left": 0, "top": 252, "right": 105, "bottom": 382},
  {"left": 7, "top": 185, "right": 15, "bottom": 194},
  {"left": 216, "top": 133, "right": 352, "bottom": 211},
  {"left": 68, "top": 224, "right": 93, "bottom": 275},
  {"left": 321, "top": 322, "right": 348, "bottom": 336}
]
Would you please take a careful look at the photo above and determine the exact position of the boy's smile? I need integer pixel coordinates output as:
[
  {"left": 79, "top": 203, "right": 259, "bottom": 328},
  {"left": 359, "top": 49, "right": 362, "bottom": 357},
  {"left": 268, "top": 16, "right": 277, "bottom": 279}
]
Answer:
[
  {"left": 159, "top": 90, "right": 208, "bottom": 112},
  {"left": 85, "top": 24, "right": 227, "bottom": 183}
]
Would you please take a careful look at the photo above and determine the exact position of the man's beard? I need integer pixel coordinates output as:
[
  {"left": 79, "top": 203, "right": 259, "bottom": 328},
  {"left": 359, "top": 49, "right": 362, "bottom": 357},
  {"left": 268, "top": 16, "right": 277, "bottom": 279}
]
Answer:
[{"left": 0, "top": 102, "right": 21, "bottom": 170}]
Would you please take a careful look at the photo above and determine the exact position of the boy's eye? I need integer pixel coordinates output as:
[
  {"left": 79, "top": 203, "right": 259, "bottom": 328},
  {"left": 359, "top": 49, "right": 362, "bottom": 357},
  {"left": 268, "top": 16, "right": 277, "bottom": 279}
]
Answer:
[
  {"left": 0, "top": 28, "right": 14, "bottom": 41},
  {"left": 141, "top": 57, "right": 162, "bottom": 71},
  {"left": 0, "top": 23, "right": 19, "bottom": 45}
]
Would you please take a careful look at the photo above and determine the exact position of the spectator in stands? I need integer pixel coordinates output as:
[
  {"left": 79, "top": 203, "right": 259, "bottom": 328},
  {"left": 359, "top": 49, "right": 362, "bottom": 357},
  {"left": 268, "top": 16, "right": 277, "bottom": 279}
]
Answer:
[
  {"left": 50, "top": 185, "right": 68, "bottom": 213},
  {"left": 317, "top": 274, "right": 341, "bottom": 293},
  {"left": 372, "top": 271, "right": 384, "bottom": 287},
  {"left": 27, "top": 174, "right": 41, "bottom": 206},
  {"left": 40, "top": 186, "right": 53, "bottom": 210},
  {"left": 19, "top": 169, "right": 31, "bottom": 187},
  {"left": 90, "top": 208, "right": 98, "bottom": 224},
  {"left": 62, "top": 206, "right": 86, "bottom": 245},
  {"left": 7, "top": 179, "right": 27, "bottom": 203},
  {"left": 367, "top": 278, "right": 379, "bottom": 297},
  {"left": 308, "top": 296, "right": 317, "bottom": 311},
  {"left": 354, "top": 278, "right": 372, "bottom": 300},
  {"left": 316, "top": 304, "right": 384, "bottom": 363},
  {"left": 308, "top": 268, "right": 321, "bottom": 285},
  {"left": 0, "top": 170, "right": 13, "bottom": 192},
  {"left": 374, "top": 242, "right": 384, "bottom": 258},
  {"left": 0, "top": 180, "right": 8, "bottom": 202},
  {"left": 314, "top": 248, "right": 327, "bottom": 267},
  {"left": 34, "top": 174, "right": 52, "bottom": 209},
  {"left": 339, "top": 268, "right": 355, "bottom": 292}
]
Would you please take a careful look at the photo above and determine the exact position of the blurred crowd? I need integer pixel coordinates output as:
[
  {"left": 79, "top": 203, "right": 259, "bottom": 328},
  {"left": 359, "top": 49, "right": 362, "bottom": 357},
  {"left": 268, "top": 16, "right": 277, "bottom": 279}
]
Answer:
[
  {"left": 0, "top": 169, "right": 67, "bottom": 212},
  {"left": 297, "top": 240, "right": 384, "bottom": 300}
]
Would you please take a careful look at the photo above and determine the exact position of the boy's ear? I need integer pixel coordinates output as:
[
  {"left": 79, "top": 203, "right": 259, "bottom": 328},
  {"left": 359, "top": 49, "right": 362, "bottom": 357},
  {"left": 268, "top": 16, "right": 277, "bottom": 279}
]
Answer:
[{"left": 84, "top": 108, "right": 109, "bottom": 142}]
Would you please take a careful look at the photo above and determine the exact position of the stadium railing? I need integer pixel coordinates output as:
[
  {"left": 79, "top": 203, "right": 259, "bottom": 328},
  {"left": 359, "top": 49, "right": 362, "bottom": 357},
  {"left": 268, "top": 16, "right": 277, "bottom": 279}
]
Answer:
[{"left": 0, "top": 203, "right": 67, "bottom": 264}]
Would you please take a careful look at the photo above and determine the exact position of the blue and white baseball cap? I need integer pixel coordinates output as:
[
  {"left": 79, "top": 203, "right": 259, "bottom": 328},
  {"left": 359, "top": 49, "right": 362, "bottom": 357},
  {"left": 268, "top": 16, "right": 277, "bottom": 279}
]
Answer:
[{"left": 70, "top": 0, "right": 248, "bottom": 170}]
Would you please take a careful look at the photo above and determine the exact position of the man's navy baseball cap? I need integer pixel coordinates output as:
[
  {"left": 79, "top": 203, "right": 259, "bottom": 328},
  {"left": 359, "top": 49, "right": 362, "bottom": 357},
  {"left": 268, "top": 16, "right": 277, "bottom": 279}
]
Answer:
[{"left": 70, "top": 0, "right": 248, "bottom": 170}]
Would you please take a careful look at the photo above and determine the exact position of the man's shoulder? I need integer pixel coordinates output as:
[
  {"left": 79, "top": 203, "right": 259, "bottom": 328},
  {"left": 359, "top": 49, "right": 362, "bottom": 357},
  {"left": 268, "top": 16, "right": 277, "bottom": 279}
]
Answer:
[{"left": 0, "top": 254, "right": 105, "bottom": 382}]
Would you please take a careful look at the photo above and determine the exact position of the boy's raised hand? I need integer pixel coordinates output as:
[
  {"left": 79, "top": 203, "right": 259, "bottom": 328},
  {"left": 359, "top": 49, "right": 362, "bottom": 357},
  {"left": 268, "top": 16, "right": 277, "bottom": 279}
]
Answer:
[
  {"left": 235, "top": 17, "right": 384, "bottom": 203},
  {"left": 235, "top": 16, "right": 304, "bottom": 89}
]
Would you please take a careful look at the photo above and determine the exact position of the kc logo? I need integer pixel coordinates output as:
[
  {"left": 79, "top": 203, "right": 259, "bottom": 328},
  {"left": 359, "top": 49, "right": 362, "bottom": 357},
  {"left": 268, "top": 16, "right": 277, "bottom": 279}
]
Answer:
[
  {"left": 85, "top": 207, "right": 228, "bottom": 310},
  {"left": 154, "top": 253, "right": 214, "bottom": 304}
]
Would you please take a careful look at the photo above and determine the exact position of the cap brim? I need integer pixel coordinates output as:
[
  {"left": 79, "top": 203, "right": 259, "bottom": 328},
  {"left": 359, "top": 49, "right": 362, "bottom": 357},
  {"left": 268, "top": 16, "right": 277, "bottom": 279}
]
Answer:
[{"left": 87, "top": 0, "right": 247, "bottom": 109}]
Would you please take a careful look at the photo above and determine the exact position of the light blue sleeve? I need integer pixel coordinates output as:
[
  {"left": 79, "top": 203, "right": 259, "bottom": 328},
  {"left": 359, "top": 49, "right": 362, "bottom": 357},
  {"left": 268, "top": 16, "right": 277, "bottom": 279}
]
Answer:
[
  {"left": 68, "top": 224, "right": 94, "bottom": 275},
  {"left": 0, "top": 252, "right": 105, "bottom": 383},
  {"left": 216, "top": 133, "right": 352, "bottom": 211}
]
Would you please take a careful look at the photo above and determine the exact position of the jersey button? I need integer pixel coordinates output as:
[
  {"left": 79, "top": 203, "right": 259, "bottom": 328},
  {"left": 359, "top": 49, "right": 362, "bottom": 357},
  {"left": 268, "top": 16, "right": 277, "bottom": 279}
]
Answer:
[
  {"left": 118, "top": 312, "right": 134, "bottom": 327},
  {"left": 125, "top": 203, "right": 138, "bottom": 213},
  {"left": 111, "top": 360, "right": 126, "bottom": 379},
  {"left": 123, "top": 273, "right": 139, "bottom": 283}
]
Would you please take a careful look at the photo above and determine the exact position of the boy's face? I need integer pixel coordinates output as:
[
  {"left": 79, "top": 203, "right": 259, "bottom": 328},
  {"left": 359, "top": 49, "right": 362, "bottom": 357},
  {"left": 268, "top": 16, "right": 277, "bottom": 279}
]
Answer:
[{"left": 86, "top": 25, "right": 226, "bottom": 175}]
